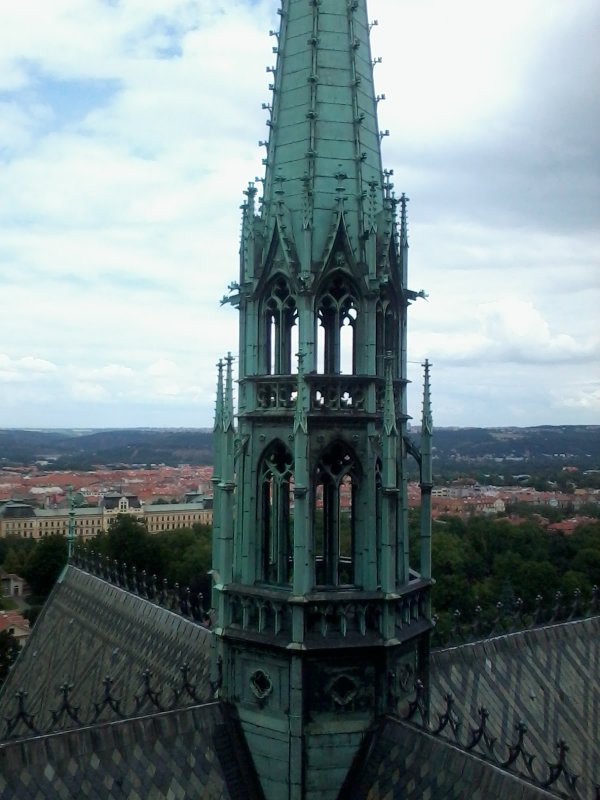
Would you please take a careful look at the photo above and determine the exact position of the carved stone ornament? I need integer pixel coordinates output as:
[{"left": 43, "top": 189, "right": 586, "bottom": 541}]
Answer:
[
  {"left": 329, "top": 674, "right": 358, "bottom": 707},
  {"left": 249, "top": 669, "right": 273, "bottom": 701}
]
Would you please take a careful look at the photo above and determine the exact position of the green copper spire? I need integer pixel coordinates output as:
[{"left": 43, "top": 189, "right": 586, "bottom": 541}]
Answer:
[
  {"left": 213, "top": 2, "right": 433, "bottom": 798},
  {"left": 258, "top": 0, "right": 384, "bottom": 272}
]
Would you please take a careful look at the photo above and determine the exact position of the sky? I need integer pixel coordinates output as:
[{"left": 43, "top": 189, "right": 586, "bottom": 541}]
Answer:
[{"left": 0, "top": 0, "right": 598, "bottom": 429}]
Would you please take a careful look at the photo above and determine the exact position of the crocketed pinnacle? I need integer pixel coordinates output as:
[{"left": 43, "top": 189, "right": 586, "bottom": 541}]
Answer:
[
  {"left": 421, "top": 359, "right": 432, "bottom": 438},
  {"left": 223, "top": 353, "right": 235, "bottom": 433},
  {"left": 421, "top": 359, "right": 433, "bottom": 487},
  {"left": 261, "top": 0, "right": 384, "bottom": 268},
  {"left": 214, "top": 359, "right": 224, "bottom": 433},
  {"left": 383, "top": 354, "right": 397, "bottom": 436}
]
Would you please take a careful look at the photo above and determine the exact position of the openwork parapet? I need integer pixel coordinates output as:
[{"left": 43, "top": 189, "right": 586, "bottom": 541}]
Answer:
[{"left": 224, "top": 579, "right": 430, "bottom": 646}]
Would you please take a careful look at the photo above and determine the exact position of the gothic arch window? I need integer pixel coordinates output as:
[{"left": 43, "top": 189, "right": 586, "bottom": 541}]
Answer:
[
  {"left": 262, "top": 276, "right": 297, "bottom": 375},
  {"left": 316, "top": 273, "right": 358, "bottom": 375},
  {"left": 376, "top": 294, "right": 398, "bottom": 377},
  {"left": 314, "top": 441, "right": 359, "bottom": 586},
  {"left": 259, "top": 440, "right": 294, "bottom": 584}
]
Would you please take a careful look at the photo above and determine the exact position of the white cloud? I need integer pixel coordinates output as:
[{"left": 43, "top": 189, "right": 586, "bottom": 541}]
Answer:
[
  {"left": 0, "top": 0, "right": 598, "bottom": 427},
  {"left": 70, "top": 382, "right": 111, "bottom": 402},
  {"left": 560, "top": 386, "right": 600, "bottom": 412}
]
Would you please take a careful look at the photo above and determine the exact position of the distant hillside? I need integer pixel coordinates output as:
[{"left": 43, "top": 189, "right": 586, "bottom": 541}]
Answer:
[
  {"left": 0, "top": 425, "right": 598, "bottom": 471},
  {"left": 424, "top": 425, "right": 600, "bottom": 468},
  {"left": 0, "top": 429, "right": 213, "bottom": 469}
]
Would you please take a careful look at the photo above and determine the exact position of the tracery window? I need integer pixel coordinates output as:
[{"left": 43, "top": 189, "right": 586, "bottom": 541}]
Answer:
[
  {"left": 262, "top": 277, "right": 297, "bottom": 375},
  {"left": 314, "top": 441, "right": 359, "bottom": 586},
  {"left": 259, "top": 440, "right": 294, "bottom": 584},
  {"left": 317, "top": 274, "right": 358, "bottom": 375}
]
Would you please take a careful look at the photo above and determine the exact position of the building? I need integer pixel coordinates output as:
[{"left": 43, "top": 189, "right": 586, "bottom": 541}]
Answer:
[
  {"left": 0, "top": 494, "right": 212, "bottom": 541},
  {"left": 0, "top": 609, "right": 30, "bottom": 647},
  {"left": 0, "top": 570, "right": 28, "bottom": 598},
  {"left": 0, "top": 2, "right": 597, "bottom": 799}
]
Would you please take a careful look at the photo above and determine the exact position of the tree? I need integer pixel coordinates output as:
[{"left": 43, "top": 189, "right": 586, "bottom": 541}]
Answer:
[
  {"left": 102, "top": 515, "right": 162, "bottom": 575},
  {"left": 0, "top": 631, "right": 20, "bottom": 685},
  {"left": 1, "top": 537, "right": 36, "bottom": 575},
  {"left": 21, "top": 536, "right": 67, "bottom": 599}
]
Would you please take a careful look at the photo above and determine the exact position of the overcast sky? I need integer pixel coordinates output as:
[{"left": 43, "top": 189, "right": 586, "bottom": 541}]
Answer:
[{"left": 1, "top": 0, "right": 598, "bottom": 429}]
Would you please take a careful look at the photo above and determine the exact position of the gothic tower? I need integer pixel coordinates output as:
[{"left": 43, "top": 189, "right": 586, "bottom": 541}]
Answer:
[{"left": 212, "top": 2, "right": 433, "bottom": 798}]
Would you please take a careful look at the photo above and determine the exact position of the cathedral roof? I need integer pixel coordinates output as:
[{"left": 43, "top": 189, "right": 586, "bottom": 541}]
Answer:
[
  {"left": 0, "top": 703, "right": 263, "bottom": 800},
  {"left": 0, "top": 565, "right": 596, "bottom": 799},
  {"left": 340, "top": 717, "right": 559, "bottom": 800},
  {"left": 0, "top": 566, "right": 213, "bottom": 737},
  {"left": 430, "top": 616, "right": 600, "bottom": 795}
]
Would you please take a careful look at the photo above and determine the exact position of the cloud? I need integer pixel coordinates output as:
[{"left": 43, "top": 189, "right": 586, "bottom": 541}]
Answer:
[
  {"left": 0, "top": 0, "right": 598, "bottom": 427},
  {"left": 559, "top": 386, "right": 600, "bottom": 412}
]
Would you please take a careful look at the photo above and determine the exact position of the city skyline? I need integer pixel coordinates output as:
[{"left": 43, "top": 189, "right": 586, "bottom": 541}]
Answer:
[{"left": 1, "top": 0, "right": 598, "bottom": 428}]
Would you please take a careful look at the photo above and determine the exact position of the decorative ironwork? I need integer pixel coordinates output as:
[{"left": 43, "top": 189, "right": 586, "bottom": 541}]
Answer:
[
  {"left": 91, "top": 676, "right": 124, "bottom": 723},
  {"left": 400, "top": 680, "right": 597, "bottom": 799},
  {"left": 172, "top": 663, "right": 201, "bottom": 706},
  {"left": 134, "top": 669, "right": 163, "bottom": 712},
  {"left": 49, "top": 683, "right": 80, "bottom": 728},
  {"left": 4, "top": 690, "right": 38, "bottom": 738},
  {"left": 465, "top": 706, "right": 496, "bottom": 758},
  {"left": 543, "top": 740, "right": 579, "bottom": 793},
  {"left": 431, "top": 693, "right": 460, "bottom": 740},
  {"left": 431, "top": 587, "right": 599, "bottom": 649},
  {"left": 70, "top": 551, "right": 213, "bottom": 630},
  {"left": 499, "top": 721, "right": 536, "bottom": 775},
  {"left": 1, "top": 662, "right": 210, "bottom": 743}
]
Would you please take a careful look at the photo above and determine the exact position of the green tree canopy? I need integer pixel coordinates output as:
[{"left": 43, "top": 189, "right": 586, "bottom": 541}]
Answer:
[
  {"left": 0, "top": 631, "right": 20, "bottom": 685},
  {"left": 21, "top": 535, "right": 67, "bottom": 599}
]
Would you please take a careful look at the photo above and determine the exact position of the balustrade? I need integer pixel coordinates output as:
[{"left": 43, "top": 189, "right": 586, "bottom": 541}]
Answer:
[{"left": 224, "top": 583, "right": 429, "bottom": 643}]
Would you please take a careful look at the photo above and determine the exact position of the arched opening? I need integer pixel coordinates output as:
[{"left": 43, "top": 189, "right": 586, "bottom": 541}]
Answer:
[
  {"left": 316, "top": 274, "right": 358, "bottom": 375},
  {"left": 262, "top": 276, "right": 297, "bottom": 375},
  {"left": 259, "top": 440, "right": 294, "bottom": 584},
  {"left": 314, "top": 441, "right": 359, "bottom": 586}
]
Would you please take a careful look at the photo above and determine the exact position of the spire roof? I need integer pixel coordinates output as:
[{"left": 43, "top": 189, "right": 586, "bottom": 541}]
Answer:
[{"left": 260, "top": 0, "right": 384, "bottom": 266}]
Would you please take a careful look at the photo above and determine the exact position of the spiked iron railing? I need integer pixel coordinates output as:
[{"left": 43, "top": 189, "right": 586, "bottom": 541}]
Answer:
[
  {"left": 431, "top": 585, "right": 599, "bottom": 649},
  {"left": 401, "top": 681, "right": 600, "bottom": 800},
  {"left": 71, "top": 548, "right": 214, "bottom": 627},
  {"left": 72, "top": 548, "right": 597, "bottom": 649}
]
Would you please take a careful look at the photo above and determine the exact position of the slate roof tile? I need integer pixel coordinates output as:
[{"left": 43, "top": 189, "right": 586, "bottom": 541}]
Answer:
[{"left": 0, "top": 566, "right": 213, "bottom": 739}]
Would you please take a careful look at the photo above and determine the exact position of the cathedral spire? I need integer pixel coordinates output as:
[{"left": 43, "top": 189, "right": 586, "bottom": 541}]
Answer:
[
  {"left": 260, "top": 0, "right": 384, "bottom": 268},
  {"left": 215, "top": 3, "right": 433, "bottom": 798}
]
